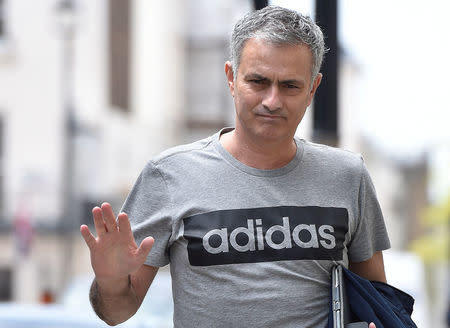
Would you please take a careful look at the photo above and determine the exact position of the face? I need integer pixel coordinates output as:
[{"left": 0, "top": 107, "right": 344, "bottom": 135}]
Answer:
[{"left": 225, "top": 38, "right": 322, "bottom": 145}]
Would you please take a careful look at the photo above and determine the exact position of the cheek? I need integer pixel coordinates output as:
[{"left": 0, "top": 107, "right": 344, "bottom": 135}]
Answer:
[
  {"left": 235, "top": 91, "right": 259, "bottom": 113},
  {"left": 296, "top": 109, "right": 307, "bottom": 122},
  {"left": 287, "top": 99, "right": 308, "bottom": 120}
]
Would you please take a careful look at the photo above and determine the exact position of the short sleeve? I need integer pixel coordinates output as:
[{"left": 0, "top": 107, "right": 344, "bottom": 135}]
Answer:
[
  {"left": 120, "top": 161, "right": 173, "bottom": 267},
  {"left": 348, "top": 158, "right": 391, "bottom": 262}
]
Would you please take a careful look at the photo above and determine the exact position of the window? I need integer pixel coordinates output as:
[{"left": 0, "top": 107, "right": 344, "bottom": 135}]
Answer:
[
  {"left": 183, "top": 2, "right": 250, "bottom": 134},
  {"left": 0, "top": 268, "right": 11, "bottom": 301},
  {"left": 185, "top": 38, "right": 230, "bottom": 130},
  {"left": 108, "top": 0, "right": 131, "bottom": 112},
  {"left": 0, "top": 0, "right": 5, "bottom": 39}
]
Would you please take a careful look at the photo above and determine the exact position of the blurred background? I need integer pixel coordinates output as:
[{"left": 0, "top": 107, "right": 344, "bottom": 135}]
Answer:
[{"left": 0, "top": 0, "right": 448, "bottom": 327}]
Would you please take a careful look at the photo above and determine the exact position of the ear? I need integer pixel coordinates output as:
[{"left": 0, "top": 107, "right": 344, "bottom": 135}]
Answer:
[
  {"left": 307, "top": 73, "right": 322, "bottom": 107},
  {"left": 224, "top": 61, "right": 235, "bottom": 97}
]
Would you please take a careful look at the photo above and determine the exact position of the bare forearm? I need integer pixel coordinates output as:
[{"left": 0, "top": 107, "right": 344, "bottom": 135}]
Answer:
[
  {"left": 89, "top": 276, "right": 140, "bottom": 326},
  {"left": 349, "top": 251, "right": 387, "bottom": 283}
]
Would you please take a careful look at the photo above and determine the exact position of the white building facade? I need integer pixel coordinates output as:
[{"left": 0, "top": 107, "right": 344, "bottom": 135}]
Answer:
[{"left": 0, "top": 0, "right": 250, "bottom": 302}]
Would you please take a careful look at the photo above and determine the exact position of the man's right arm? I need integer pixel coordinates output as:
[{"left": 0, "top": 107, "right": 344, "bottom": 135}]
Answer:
[
  {"left": 80, "top": 202, "right": 156, "bottom": 326},
  {"left": 89, "top": 265, "right": 158, "bottom": 325}
]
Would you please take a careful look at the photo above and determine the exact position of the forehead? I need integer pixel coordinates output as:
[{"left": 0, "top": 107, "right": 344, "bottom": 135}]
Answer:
[{"left": 238, "top": 38, "right": 313, "bottom": 82}]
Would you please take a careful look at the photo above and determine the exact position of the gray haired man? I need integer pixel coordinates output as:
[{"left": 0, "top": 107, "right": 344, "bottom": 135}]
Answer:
[{"left": 81, "top": 6, "right": 389, "bottom": 328}]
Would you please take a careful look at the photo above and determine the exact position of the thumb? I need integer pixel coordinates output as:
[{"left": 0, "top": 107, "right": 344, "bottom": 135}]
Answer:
[{"left": 137, "top": 236, "right": 155, "bottom": 261}]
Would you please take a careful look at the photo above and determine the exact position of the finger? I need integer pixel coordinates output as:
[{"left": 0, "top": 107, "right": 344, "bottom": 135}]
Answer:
[
  {"left": 80, "top": 225, "right": 96, "bottom": 249},
  {"left": 92, "top": 206, "right": 106, "bottom": 236},
  {"left": 369, "top": 323, "right": 376, "bottom": 328},
  {"left": 136, "top": 236, "right": 155, "bottom": 262},
  {"left": 117, "top": 212, "right": 132, "bottom": 236},
  {"left": 101, "top": 202, "right": 117, "bottom": 233}
]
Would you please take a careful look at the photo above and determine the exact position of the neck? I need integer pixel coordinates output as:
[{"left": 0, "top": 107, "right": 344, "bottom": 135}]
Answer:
[{"left": 220, "top": 129, "right": 297, "bottom": 170}]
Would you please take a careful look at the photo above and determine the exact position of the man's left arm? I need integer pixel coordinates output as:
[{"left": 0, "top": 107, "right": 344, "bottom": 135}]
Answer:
[
  {"left": 348, "top": 250, "right": 386, "bottom": 283},
  {"left": 349, "top": 251, "right": 386, "bottom": 328}
]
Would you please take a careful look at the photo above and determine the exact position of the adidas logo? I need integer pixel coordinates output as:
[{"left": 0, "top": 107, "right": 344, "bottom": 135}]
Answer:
[
  {"left": 203, "top": 217, "right": 336, "bottom": 254},
  {"left": 183, "top": 206, "right": 348, "bottom": 266}
]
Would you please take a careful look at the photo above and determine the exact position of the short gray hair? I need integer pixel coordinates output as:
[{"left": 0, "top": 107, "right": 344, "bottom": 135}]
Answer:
[{"left": 230, "top": 6, "right": 326, "bottom": 85}]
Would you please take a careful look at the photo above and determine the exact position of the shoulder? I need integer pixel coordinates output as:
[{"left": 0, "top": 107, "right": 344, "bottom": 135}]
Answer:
[
  {"left": 298, "top": 138, "right": 364, "bottom": 173},
  {"left": 145, "top": 134, "right": 217, "bottom": 171}
]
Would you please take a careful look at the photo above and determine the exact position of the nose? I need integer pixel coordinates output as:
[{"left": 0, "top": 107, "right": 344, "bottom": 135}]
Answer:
[{"left": 261, "top": 85, "right": 282, "bottom": 112}]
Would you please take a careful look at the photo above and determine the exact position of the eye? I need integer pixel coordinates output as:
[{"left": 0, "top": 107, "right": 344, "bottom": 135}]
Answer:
[
  {"left": 284, "top": 83, "right": 299, "bottom": 89},
  {"left": 250, "top": 79, "right": 265, "bottom": 84}
]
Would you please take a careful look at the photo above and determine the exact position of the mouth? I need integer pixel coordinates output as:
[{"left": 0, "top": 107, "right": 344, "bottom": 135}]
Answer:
[{"left": 256, "top": 113, "right": 284, "bottom": 120}]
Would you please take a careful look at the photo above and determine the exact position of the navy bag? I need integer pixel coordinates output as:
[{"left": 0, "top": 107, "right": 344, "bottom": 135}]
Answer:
[{"left": 328, "top": 265, "right": 417, "bottom": 328}]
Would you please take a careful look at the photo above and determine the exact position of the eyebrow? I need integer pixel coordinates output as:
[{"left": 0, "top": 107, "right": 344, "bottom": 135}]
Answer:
[
  {"left": 281, "top": 79, "right": 303, "bottom": 86},
  {"left": 244, "top": 73, "right": 305, "bottom": 86},
  {"left": 244, "top": 73, "right": 268, "bottom": 81}
]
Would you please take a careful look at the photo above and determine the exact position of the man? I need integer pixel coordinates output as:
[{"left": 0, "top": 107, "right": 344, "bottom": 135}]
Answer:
[{"left": 80, "top": 6, "right": 389, "bottom": 328}]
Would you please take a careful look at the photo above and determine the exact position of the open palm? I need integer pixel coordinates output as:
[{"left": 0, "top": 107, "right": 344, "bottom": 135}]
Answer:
[{"left": 80, "top": 203, "right": 154, "bottom": 281}]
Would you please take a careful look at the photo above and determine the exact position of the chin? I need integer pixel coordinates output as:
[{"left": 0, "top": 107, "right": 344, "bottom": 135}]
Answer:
[
  {"left": 237, "top": 119, "right": 293, "bottom": 143},
  {"left": 252, "top": 128, "right": 290, "bottom": 143}
]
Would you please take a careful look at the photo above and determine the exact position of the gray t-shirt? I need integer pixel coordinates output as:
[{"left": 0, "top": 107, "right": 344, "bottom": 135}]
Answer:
[{"left": 122, "top": 128, "right": 390, "bottom": 328}]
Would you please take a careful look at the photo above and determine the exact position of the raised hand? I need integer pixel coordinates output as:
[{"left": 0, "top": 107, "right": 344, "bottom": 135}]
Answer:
[{"left": 80, "top": 203, "right": 154, "bottom": 284}]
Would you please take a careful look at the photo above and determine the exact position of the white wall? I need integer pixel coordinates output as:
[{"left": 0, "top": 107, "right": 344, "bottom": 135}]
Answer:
[
  {"left": 0, "top": 1, "right": 63, "bottom": 221},
  {"left": 0, "top": 0, "right": 193, "bottom": 301}
]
